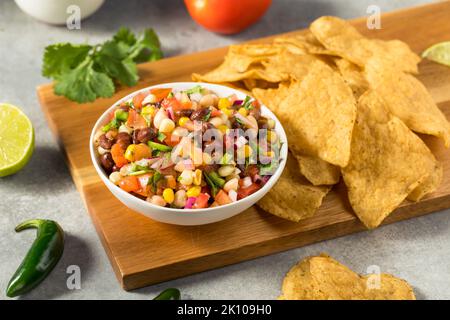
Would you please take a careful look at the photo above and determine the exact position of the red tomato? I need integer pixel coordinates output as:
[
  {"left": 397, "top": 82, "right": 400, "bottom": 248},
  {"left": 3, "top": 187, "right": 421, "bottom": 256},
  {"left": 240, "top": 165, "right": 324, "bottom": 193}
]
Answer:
[
  {"left": 150, "top": 88, "right": 172, "bottom": 102},
  {"left": 163, "top": 133, "right": 181, "bottom": 147},
  {"left": 215, "top": 190, "right": 232, "bottom": 205},
  {"left": 111, "top": 144, "right": 128, "bottom": 168},
  {"left": 127, "top": 109, "right": 147, "bottom": 129},
  {"left": 132, "top": 91, "right": 149, "bottom": 109},
  {"left": 184, "top": 0, "right": 272, "bottom": 34},
  {"left": 119, "top": 176, "right": 140, "bottom": 192},
  {"left": 237, "top": 183, "right": 260, "bottom": 199},
  {"left": 194, "top": 193, "right": 210, "bottom": 208}
]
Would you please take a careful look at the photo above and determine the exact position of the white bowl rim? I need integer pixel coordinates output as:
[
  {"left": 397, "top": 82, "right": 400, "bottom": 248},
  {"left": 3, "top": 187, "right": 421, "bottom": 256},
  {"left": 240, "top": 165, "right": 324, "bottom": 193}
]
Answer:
[{"left": 89, "top": 82, "right": 288, "bottom": 215}]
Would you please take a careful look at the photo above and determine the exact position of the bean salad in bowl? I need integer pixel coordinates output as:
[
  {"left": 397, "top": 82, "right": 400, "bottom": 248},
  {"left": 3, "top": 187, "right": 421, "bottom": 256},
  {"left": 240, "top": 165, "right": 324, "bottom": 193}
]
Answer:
[{"left": 91, "top": 83, "right": 287, "bottom": 224}]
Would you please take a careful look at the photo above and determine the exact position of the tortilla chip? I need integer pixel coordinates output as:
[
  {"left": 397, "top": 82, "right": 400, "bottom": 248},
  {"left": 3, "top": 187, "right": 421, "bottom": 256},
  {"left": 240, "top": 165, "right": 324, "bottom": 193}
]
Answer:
[
  {"left": 227, "top": 44, "right": 282, "bottom": 72},
  {"left": 262, "top": 51, "right": 319, "bottom": 82},
  {"left": 334, "top": 58, "right": 368, "bottom": 98},
  {"left": 257, "top": 154, "right": 330, "bottom": 222},
  {"left": 407, "top": 161, "right": 443, "bottom": 201},
  {"left": 342, "top": 90, "right": 440, "bottom": 228},
  {"left": 365, "top": 62, "right": 450, "bottom": 146},
  {"left": 310, "top": 16, "right": 420, "bottom": 74},
  {"left": 295, "top": 153, "right": 340, "bottom": 186},
  {"left": 274, "top": 32, "right": 336, "bottom": 56},
  {"left": 192, "top": 62, "right": 286, "bottom": 84},
  {"left": 254, "top": 59, "right": 356, "bottom": 167},
  {"left": 280, "top": 254, "right": 415, "bottom": 300}
]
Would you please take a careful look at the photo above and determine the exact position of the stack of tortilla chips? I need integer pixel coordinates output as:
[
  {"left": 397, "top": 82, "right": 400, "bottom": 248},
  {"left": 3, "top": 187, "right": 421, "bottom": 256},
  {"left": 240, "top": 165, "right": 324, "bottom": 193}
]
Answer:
[{"left": 193, "top": 16, "right": 449, "bottom": 229}]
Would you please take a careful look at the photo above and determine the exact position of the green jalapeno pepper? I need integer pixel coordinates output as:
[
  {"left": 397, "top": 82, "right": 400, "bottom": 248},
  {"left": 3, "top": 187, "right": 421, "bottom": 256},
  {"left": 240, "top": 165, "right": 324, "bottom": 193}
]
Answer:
[
  {"left": 6, "top": 219, "right": 64, "bottom": 297},
  {"left": 153, "top": 288, "right": 181, "bottom": 300}
]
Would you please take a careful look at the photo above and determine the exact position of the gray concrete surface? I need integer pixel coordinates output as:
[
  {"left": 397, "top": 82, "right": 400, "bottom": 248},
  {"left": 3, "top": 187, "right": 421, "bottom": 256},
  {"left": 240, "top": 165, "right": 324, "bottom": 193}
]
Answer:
[{"left": 1, "top": 0, "right": 447, "bottom": 300}]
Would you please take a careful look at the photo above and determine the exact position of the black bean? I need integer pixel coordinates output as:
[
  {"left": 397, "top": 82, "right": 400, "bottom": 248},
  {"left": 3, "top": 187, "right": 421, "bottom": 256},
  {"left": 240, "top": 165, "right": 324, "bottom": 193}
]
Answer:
[
  {"left": 98, "top": 134, "right": 113, "bottom": 150},
  {"left": 190, "top": 108, "right": 209, "bottom": 121},
  {"left": 116, "top": 132, "right": 132, "bottom": 149},
  {"left": 100, "top": 153, "right": 115, "bottom": 173},
  {"left": 133, "top": 128, "right": 156, "bottom": 144},
  {"left": 175, "top": 109, "right": 193, "bottom": 118}
]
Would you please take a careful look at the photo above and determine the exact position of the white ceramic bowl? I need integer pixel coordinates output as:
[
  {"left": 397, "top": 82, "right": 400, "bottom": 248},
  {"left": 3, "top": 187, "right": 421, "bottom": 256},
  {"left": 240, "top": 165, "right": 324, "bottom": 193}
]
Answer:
[
  {"left": 90, "top": 82, "right": 288, "bottom": 225},
  {"left": 15, "top": 0, "right": 104, "bottom": 25}
]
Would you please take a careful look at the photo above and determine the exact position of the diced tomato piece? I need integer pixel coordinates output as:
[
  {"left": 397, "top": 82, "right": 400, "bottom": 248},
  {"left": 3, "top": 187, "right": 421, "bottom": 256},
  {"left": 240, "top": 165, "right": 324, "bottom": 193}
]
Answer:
[
  {"left": 150, "top": 88, "right": 172, "bottom": 102},
  {"left": 132, "top": 91, "right": 149, "bottom": 109},
  {"left": 194, "top": 193, "right": 210, "bottom": 209},
  {"left": 161, "top": 97, "right": 191, "bottom": 113},
  {"left": 165, "top": 175, "right": 177, "bottom": 189},
  {"left": 210, "top": 201, "right": 220, "bottom": 208},
  {"left": 111, "top": 143, "right": 128, "bottom": 167},
  {"left": 237, "top": 183, "right": 261, "bottom": 199},
  {"left": 211, "top": 108, "right": 222, "bottom": 117},
  {"left": 127, "top": 109, "right": 147, "bottom": 129},
  {"left": 251, "top": 100, "right": 260, "bottom": 108},
  {"left": 119, "top": 176, "right": 140, "bottom": 192},
  {"left": 163, "top": 133, "right": 181, "bottom": 147},
  {"left": 134, "top": 186, "right": 150, "bottom": 197},
  {"left": 137, "top": 173, "right": 152, "bottom": 189},
  {"left": 215, "top": 190, "right": 232, "bottom": 205},
  {"left": 133, "top": 143, "right": 152, "bottom": 161}
]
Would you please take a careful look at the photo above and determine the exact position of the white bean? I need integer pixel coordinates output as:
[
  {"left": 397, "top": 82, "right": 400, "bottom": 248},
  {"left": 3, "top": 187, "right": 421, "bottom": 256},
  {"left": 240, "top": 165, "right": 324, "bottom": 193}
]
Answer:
[
  {"left": 223, "top": 178, "right": 239, "bottom": 192},
  {"left": 173, "top": 190, "right": 187, "bottom": 208},
  {"left": 218, "top": 165, "right": 235, "bottom": 177},
  {"left": 109, "top": 171, "right": 122, "bottom": 185}
]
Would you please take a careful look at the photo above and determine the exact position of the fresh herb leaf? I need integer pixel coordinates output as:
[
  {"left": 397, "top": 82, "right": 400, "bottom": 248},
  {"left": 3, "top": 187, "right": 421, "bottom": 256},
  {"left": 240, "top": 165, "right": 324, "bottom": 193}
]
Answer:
[
  {"left": 102, "top": 118, "right": 120, "bottom": 132},
  {"left": 185, "top": 85, "right": 203, "bottom": 95},
  {"left": 113, "top": 27, "right": 137, "bottom": 46},
  {"left": 242, "top": 96, "right": 253, "bottom": 110},
  {"left": 235, "top": 117, "right": 245, "bottom": 126},
  {"left": 157, "top": 132, "right": 167, "bottom": 142},
  {"left": 152, "top": 171, "right": 162, "bottom": 193},
  {"left": 202, "top": 109, "right": 212, "bottom": 121},
  {"left": 54, "top": 59, "right": 115, "bottom": 103},
  {"left": 203, "top": 172, "right": 218, "bottom": 197},
  {"left": 129, "top": 28, "right": 163, "bottom": 63},
  {"left": 42, "top": 43, "right": 92, "bottom": 78},
  {"left": 259, "top": 161, "right": 278, "bottom": 175},
  {"left": 42, "top": 28, "right": 163, "bottom": 103}
]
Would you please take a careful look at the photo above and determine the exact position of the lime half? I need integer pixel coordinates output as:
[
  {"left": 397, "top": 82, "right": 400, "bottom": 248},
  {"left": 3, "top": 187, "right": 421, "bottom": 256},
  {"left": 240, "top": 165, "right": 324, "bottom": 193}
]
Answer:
[
  {"left": 0, "top": 103, "right": 34, "bottom": 177},
  {"left": 422, "top": 41, "right": 450, "bottom": 67}
]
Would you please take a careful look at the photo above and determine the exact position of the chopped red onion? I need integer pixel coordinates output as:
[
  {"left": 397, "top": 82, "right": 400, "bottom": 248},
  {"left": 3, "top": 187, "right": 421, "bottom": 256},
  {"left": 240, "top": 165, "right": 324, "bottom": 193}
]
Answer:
[{"left": 185, "top": 197, "right": 197, "bottom": 209}]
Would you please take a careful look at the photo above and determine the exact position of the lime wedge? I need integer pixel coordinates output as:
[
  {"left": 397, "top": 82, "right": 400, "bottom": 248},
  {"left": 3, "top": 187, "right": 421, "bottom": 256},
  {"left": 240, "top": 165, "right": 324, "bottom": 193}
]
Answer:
[
  {"left": 0, "top": 103, "right": 34, "bottom": 177},
  {"left": 422, "top": 41, "right": 450, "bottom": 67}
]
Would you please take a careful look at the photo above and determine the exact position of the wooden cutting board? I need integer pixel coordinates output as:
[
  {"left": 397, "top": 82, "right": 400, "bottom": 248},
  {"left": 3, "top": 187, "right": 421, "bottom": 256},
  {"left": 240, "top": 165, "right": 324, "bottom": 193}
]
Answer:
[{"left": 37, "top": 1, "right": 450, "bottom": 290}]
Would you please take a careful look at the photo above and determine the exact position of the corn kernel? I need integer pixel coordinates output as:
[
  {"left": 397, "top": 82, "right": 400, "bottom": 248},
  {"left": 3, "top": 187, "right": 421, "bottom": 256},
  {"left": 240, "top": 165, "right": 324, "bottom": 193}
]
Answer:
[
  {"left": 217, "top": 124, "right": 228, "bottom": 134},
  {"left": 244, "top": 145, "right": 253, "bottom": 158},
  {"left": 221, "top": 108, "right": 233, "bottom": 117},
  {"left": 193, "top": 169, "right": 202, "bottom": 186},
  {"left": 124, "top": 144, "right": 136, "bottom": 161},
  {"left": 186, "top": 185, "right": 201, "bottom": 198},
  {"left": 178, "top": 116, "right": 190, "bottom": 127},
  {"left": 109, "top": 172, "right": 122, "bottom": 185},
  {"left": 179, "top": 170, "right": 193, "bottom": 185},
  {"left": 264, "top": 150, "right": 275, "bottom": 157},
  {"left": 267, "top": 130, "right": 278, "bottom": 143},
  {"left": 142, "top": 105, "right": 156, "bottom": 116},
  {"left": 159, "top": 118, "right": 175, "bottom": 133},
  {"left": 238, "top": 107, "right": 248, "bottom": 116},
  {"left": 218, "top": 98, "right": 231, "bottom": 109},
  {"left": 162, "top": 188, "right": 175, "bottom": 204}
]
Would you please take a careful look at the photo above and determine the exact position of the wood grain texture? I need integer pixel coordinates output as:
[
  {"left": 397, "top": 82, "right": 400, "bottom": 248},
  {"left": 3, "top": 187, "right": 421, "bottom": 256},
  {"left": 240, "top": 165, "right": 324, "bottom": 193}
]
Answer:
[{"left": 37, "top": 1, "right": 450, "bottom": 290}]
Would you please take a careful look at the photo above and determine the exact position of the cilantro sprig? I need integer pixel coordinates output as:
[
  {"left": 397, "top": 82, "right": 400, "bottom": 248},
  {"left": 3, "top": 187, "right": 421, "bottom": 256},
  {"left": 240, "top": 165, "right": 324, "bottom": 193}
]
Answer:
[{"left": 42, "top": 28, "right": 163, "bottom": 103}]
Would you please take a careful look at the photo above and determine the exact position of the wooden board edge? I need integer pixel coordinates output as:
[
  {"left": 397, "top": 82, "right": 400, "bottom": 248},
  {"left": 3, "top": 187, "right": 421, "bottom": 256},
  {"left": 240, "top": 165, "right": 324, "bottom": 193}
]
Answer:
[{"left": 121, "top": 193, "right": 450, "bottom": 290}]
